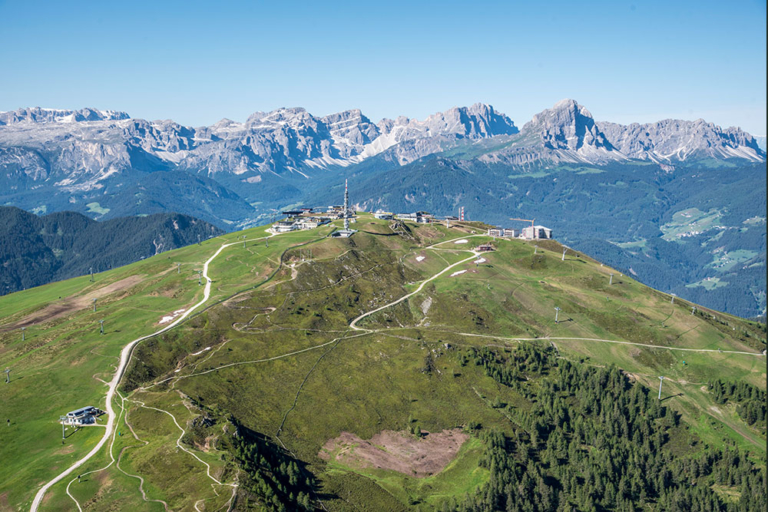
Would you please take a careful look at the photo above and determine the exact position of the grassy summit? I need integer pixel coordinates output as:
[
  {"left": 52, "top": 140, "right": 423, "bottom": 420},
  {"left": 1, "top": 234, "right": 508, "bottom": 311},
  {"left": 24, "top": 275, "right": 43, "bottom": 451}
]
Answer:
[{"left": 0, "top": 214, "right": 764, "bottom": 511}]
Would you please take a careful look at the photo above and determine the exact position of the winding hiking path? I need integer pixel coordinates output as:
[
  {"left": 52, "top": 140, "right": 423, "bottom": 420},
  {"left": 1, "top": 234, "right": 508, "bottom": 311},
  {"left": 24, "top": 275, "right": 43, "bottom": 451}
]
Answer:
[
  {"left": 350, "top": 235, "right": 483, "bottom": 330},
  {"left": 31, "top": 235, "right": 271, "bottom": 511}
]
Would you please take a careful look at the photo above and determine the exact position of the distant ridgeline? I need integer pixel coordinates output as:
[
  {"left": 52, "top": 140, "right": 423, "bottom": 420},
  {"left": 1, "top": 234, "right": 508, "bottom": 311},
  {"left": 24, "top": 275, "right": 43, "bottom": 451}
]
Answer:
[
  {"left": 1, "top": 101, "right": 765, "bottom": 317},
  {"left": 0, "top": 207, "right": 222, "bottom": 295}
]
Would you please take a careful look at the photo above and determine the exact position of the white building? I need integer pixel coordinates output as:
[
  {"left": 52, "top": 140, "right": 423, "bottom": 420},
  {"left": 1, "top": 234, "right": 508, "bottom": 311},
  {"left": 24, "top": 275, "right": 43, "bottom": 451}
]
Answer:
[
  {"left": 374, "top": 212, "right": 393, "bottom": 220},
  {"left": 65, "top": 406, "right": 98, "bottom": 425},
  {"left": 395, "top": 211, "right": 432, "bottom": 223},
  {"left": 296, "top": 217, "right": 329, "bottom": 230},
  {"left": 521, "top": 226, "right": 553, "bottom": 240},
  {"left": 488, "top": 228, "right": 519, "bottom": 238},
  {"left": 273, "top": 221, "right": 298, "bottom": 233}
]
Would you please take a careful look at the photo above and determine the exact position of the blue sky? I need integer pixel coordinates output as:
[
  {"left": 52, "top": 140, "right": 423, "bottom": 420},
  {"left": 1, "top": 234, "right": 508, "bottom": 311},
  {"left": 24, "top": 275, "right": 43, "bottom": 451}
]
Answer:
[{"left": 0, "top": 0, "right": 765, "bottom": 134}]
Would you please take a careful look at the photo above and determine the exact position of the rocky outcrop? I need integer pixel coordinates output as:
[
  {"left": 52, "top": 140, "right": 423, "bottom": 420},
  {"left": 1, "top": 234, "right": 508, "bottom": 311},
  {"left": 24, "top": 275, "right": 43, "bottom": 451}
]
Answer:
[{"left": 598, "top": 119, "right": 764, "bottom": 162}]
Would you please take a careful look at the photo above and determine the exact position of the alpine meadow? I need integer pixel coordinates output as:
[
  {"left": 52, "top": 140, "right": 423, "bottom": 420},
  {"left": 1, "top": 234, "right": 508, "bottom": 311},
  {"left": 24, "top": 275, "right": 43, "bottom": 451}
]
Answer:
[{"left": 0, "top": 1, "right": 765, "bottom": 511}]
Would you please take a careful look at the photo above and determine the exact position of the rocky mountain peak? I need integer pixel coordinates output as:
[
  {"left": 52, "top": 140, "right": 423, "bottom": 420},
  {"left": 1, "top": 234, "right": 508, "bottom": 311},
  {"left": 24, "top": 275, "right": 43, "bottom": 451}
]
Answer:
[
  {"left": 321, "top": 109, "right": 380, "bottom": 149},
  {"left": 523, "top": 99, "right": 612, "bottom": 151},
  {"left": 245, "top": 107, "right": 312, "bottom": 127},
  {"left": 422, "top": 103, "right": 518, "bottom": 138}
]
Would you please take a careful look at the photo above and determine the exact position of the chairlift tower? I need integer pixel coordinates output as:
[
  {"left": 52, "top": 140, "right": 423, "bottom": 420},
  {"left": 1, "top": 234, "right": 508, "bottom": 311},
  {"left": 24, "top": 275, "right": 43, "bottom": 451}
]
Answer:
[
  {"left": 60, "top": 416, "right": 67, "bottom": 440},
  {"left": 99, "top": 320, "right": 105, "bottom": 335},
  {"left": 554, "top": 307, "right": 561, "bottom": 324},
  {"left": 92, "top": 298, "right": 97, "bottom": 313},
  {"left": 562, "top": 247, "right": 567, "bottom": 261},
  {"left": 670, "top": 293, "right": 676, "bottom": 304},
  {"left": 609, "top": 273, "right": 614, "bottom": 286},
  {"left": 21, "top": 327, "right": 26, "bottom": 342},
  {"left": 691, "top": 306, "right": 696, "bottom": 315},
  {"left": 197, "top": 270, "right": 203, "bottom": 286},
  {"left": 177, "top": 263, "right": 181, "bottom": 274},
  {"left": 4, "top": 368, "right": 10, "bottom": 384},
  {"left": 658, "top": 376, "right": 664, "bottom": 400},
  {"left": 89, "top": 267, "right": 94, "bottom": 283}
]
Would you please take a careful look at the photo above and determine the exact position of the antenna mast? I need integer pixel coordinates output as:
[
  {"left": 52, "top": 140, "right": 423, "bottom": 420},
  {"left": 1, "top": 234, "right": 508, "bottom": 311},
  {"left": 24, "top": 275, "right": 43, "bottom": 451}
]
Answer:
[{"left": 344, "top": 179, "right": 350, "bottom": 231}]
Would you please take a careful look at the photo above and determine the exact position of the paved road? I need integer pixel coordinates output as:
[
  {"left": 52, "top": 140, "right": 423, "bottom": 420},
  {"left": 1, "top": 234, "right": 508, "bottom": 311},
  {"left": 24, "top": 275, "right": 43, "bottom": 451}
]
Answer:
[{"left": 30, "top": 236, "right": 268, "bottom": 511}]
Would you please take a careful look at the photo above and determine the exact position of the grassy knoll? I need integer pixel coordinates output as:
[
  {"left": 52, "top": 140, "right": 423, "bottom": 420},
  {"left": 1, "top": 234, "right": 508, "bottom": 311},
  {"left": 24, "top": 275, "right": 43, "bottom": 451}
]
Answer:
[{"left": 1, "top": 213, "right": 764, "bottom": 510}]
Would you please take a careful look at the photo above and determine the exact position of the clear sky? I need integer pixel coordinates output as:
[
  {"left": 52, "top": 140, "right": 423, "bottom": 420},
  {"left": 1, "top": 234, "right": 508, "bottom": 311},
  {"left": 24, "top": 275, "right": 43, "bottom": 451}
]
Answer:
[{"left": 0, "top": 0, "right": 765, "bottom": 134}]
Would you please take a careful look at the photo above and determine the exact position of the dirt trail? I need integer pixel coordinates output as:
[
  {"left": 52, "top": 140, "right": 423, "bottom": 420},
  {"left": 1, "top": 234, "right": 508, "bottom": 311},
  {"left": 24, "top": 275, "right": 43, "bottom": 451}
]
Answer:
[
  {"left": 30, "top": 234, "right": 273, "bottom": 512},
  {"left": 1, "top": 275, "right": 145, "bottom": 332}
]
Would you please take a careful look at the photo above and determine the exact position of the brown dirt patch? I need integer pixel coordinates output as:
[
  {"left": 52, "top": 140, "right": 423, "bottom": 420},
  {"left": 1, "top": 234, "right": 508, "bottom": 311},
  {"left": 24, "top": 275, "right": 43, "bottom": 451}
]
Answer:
[
  {"left": 319, "top": 429, "right": 468, "bottom": 477},
  {"left": 54, "top": 444, "right": 75, "bottom": 456},
  {"left": 0, "top": 275, "right": 145, "bottom": 331},
  {"left": 624, "top": 372, "right": 639, "bottom": 382}
]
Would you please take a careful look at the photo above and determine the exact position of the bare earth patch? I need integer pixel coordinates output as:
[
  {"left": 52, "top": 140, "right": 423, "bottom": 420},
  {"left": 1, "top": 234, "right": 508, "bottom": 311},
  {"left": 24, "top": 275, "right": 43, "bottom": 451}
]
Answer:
[
  {"left": 0, "top": 275, "right": 146, "bottom": 331},
  {"left": 319, "top": 429, "right": 468, "bottom": 477}
]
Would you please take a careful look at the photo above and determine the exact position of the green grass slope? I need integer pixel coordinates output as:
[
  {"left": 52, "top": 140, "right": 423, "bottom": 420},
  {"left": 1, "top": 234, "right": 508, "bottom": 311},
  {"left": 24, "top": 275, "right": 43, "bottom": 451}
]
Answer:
[{"left": 0, "top": 214, "right": 764, "bottom": 511}]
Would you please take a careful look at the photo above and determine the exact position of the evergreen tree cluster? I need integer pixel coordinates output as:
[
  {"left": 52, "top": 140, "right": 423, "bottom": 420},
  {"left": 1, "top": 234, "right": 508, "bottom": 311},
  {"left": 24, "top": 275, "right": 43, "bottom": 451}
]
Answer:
[
  {"left": 708, "top": 379, "right": 767, "bottom": 429},
  {"left": 230, "top": 423, "right": 315, "bottom": 511},
  {"left": 449, "top": 346, "right": 766, "bottom": 512},
  {"left": 465, "top": 344, "right": 558, "bottom": 400}
]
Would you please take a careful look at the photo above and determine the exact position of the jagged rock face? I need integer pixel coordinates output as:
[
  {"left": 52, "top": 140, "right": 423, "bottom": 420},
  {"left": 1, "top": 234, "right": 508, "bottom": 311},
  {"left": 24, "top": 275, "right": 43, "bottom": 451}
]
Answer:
[
  {"left": 362, "top": 103, "right": 518, "bottom": 164},
  {"left": 523, "top": 99, "right": 613, "bottom": 151},
  {"left": 598, "top": 119, "right": 764, "bottom": 162},
  {"left": 0, "top": 147, "right": 50, "bottom": 181},
  {"left": 321, "top": 109, "right": 381, "bottom": 157},
  {"left": 0, "top": 107, "right": 130, "bottom": 125},
  {"left": 479, "top": 100, "right": 623, "bottom": 166}
]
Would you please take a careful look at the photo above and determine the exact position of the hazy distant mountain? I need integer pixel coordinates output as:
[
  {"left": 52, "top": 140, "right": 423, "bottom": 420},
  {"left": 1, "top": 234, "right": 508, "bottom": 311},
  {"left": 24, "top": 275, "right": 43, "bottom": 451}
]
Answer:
[
  {"left": 756, "top": 136, "right": 767, "bottom": 152},
  {"left": 0, "top": 100, "right": 763, "bottom": 229},
  {"left": 0, "top": 103, "right": 519, "bottom": 226},
  {"left": 598, "top": 119, "right": 763, "bottom": 162},
  {"left": 0, "top": 107, "right": 130, "bottom": 125},
  {"left": 0, "top": 206, "right": 222, "bottom": 295}
]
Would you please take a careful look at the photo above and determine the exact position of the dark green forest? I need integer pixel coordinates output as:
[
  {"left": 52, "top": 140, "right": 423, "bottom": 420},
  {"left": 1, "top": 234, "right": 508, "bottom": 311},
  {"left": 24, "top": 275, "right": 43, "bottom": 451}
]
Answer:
[
  {"left": 0, "top": 206, "right": 222, "bottom": 295},
  {"left": 707, "top": 380, "right": 766, "bottom": 433},
  {"left": 447, "top": 345, "right": 766, "bottom": 512}
]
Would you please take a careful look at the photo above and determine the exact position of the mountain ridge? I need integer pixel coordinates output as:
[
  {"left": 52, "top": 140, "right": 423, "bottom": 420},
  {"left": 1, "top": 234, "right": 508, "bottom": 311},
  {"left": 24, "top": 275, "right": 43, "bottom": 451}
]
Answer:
[
  {"left": 1, "top": 99, "right": 763, "bottom": 227},
  {"left": 0, "top": 206, "right": 223, "bottom": 295}
]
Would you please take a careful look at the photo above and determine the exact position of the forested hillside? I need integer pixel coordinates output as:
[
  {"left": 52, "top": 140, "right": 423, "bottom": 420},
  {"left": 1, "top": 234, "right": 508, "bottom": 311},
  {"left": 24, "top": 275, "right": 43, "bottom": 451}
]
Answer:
[
  {"left": 0, "top": 206, "right": 222, "bottom": 294},
  {"left": 454, "top": 345, "right": 766, "bottom": 512}
]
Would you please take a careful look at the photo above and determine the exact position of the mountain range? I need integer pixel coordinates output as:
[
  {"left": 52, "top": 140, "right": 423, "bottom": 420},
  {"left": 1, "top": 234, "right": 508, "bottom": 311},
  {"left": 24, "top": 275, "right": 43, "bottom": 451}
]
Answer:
[
  {"left": 0, "top": 101, "right": 763, "bottom": 227},
  {"left": 1, "top": 100, "right": 765, "bottom": 317}
]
